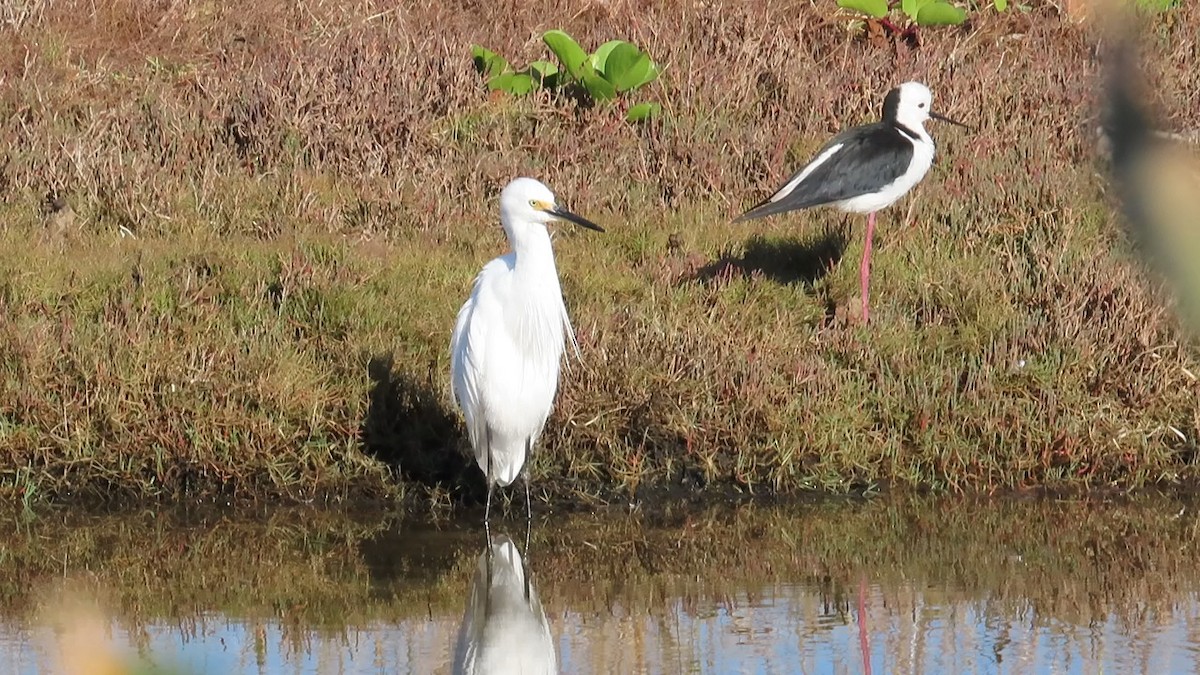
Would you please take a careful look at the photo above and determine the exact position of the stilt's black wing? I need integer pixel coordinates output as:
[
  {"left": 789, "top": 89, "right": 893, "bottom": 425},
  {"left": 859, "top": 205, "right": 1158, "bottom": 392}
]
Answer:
[{"left": 734, "top": 122, "right": 914, "bottom": 222}]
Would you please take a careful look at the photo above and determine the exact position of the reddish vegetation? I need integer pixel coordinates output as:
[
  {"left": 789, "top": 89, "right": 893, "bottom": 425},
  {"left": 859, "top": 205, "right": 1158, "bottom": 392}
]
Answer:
[{"left": 0, "top": 1, "right": 1197, "bottom": 504}]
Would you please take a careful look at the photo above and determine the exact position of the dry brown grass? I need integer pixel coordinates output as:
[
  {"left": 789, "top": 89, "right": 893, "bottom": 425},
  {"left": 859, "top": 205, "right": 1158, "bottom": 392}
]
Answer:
[{"left": 0, "top": 1, "right": 1197, "bottom": 504}]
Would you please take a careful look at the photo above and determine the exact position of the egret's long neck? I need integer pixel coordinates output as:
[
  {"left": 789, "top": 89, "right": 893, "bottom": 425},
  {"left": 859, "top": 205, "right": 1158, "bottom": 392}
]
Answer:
[
  {"left": 499, "top": 207, "right": 559, "bottom": 276},
  {"left": 503, "top": 216, "right": 560, "bottom": 282},
  {"left": 501, "top": 215, "right": 574, "bottom": 356}
]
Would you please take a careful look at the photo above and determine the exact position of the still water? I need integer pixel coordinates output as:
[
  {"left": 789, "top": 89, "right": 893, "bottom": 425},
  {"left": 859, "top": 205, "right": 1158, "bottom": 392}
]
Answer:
[{"left": 1, "top": 495, "right": 1199, "bottom": 674}]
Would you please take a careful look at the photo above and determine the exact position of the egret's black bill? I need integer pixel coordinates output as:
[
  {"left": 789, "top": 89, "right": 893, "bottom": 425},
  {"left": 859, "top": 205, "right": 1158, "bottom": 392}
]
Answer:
[
  {"left": 550, "top": 206, "right": 605, "bottom": 233},
  {"left": 931, "top": 111, "right": 972, "bottom": 131}
]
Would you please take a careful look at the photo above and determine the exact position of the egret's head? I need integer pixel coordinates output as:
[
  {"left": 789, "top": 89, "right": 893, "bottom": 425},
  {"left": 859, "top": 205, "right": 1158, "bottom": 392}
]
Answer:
[
  {"left": 884, "top": 81, "right": 970, "bottom": 132},
  {"left": 499, "top": 177, "right": 604, "bottom": 236}
]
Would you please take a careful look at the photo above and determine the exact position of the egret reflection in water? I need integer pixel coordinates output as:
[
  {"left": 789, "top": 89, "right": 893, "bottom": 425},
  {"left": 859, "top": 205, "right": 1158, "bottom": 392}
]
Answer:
[{"left": 452, "top": 532, "right": 556, "bottom": 675}]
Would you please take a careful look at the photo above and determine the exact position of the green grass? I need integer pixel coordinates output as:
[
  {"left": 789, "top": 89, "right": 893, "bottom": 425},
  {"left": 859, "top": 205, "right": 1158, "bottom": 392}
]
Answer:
[
  {"left": 1, "top": 182, "right": 1194, "bottom": 505},
  {"left": 0, "top": 0, "right": 1197, "bottom": 505}
]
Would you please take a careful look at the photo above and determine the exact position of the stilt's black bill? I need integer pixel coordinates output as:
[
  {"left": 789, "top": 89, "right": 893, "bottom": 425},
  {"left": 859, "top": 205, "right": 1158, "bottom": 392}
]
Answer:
[
  {"left": 931, "top": 111, "right": 972, "bottom": 131},
  {"left": 549, "top": 206, "right": 605, "bottom": 232}
]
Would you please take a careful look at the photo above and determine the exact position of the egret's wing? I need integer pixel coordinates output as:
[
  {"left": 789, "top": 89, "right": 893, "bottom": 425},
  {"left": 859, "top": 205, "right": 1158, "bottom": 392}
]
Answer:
[
  {"left": 544, "top": 230, "right": 583, "bottom": 366},
  {"left": 449, "top": 296, "right": 474, "bottom": 412},
  {"left": 560, "top": 302, "right": 582, "bottom": 364},
  {"left": 450, "top": 266, "right": 497, "bottom": 453}
]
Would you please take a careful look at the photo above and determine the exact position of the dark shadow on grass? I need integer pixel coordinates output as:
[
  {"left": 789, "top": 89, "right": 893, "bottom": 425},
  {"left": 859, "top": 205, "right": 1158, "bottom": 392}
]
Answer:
[
  {"left": 357, "top": 520, "right": 473, "bottom": 594},
  {"left": 359, "top": 353, "right": 485, "bottom": 505},
  {"left": 696, "top": 226, "right": 850, "bottom": 286}
]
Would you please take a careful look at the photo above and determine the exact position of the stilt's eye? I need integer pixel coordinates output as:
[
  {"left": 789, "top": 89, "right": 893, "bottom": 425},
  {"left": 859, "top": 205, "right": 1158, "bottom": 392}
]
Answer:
[{"left": 919, "top": 102, "right": 927, "bottom": 108}]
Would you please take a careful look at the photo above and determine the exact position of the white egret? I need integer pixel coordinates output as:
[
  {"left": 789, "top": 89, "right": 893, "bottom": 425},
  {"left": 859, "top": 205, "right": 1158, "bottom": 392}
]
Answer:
[
  {"left": 450, "top": 177, "right": 603, "bottom": 523},
  {"left": 452, "top": 533, "right": 556, "bottom": 675}
]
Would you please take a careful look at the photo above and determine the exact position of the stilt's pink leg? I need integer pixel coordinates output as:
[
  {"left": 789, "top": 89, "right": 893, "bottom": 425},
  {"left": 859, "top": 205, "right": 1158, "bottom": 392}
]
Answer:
[
  {"left": 860, "top": 212, "right": 876, "bottom": 324},
  {"left": 858, "top": 574, "right": 873, "bottom": 675}
]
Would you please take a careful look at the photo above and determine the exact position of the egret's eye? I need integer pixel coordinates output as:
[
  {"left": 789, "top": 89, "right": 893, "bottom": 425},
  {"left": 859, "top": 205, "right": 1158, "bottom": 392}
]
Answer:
[{"left": 529, "top": 200, "right": 539, "bottom": 208}]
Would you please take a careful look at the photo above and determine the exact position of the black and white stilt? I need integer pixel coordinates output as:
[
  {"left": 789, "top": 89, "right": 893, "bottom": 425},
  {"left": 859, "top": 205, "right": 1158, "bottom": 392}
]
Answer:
[{"left": 734, "top": 81, "right": 969, "bottom": 323}]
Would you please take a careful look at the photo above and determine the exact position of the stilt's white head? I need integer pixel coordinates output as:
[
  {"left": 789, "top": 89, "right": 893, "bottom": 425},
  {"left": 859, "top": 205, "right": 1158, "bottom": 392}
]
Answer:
[{"left": 883, "top": 81, "right": 970, "bottom": 133}]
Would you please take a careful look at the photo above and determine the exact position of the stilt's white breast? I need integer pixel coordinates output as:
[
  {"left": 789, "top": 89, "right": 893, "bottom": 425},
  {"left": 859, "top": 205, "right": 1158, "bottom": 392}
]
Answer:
[{"left": 836, "top": 132, "right": 935, "bottom": 214}]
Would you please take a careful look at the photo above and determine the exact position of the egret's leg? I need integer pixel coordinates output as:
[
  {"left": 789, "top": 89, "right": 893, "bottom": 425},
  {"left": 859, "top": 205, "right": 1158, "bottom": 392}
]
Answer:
[
  {"left": 522, "top": 515, "right": 533, "bottom": 602},
  {"left": 521, "top": 438, "right": 535, "bottom": 600},
  {"left": 484, "top": 427, "right": 495, "bottom": 538},
  {"left": 484, "top": 482, "right": 494, "bottom": 539},
  {"left": 484, "top": 537, "right": 494, "bottom": 616},
  {"left": 523, "top": 508, "right": 532, "bottom": 557},
  {"left": 860, "top": 212, "right": 877, "bottom": 324},
  {"left": 484, "top": 429, "right": 495, "bottom": 603},
  {"left": 523, "top": 437, "right": 533, "bottom": 526}
]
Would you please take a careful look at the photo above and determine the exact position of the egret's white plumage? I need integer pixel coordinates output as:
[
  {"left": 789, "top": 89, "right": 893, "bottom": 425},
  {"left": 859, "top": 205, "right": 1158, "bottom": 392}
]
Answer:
[
  {"left": 452, "top": 534, "right": 556, "bottom": 675},
  {"left": 450, "top": 177, "right": 603, "bottom": 521}
]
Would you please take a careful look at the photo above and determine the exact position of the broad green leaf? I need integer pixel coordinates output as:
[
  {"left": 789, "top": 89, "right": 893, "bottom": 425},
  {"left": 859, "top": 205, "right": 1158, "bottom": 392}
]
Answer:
[
  {"left": 993, "top": 0, "right": 1008, "bottom": 10},
  {"left": 581, "top": 69, "right": 617, "bottom": 101},
  {"left": 837, "top": 0, "right": 888, "bottom": 18},
  {"left": 645, "top": 61, "right": 661, "bottom": 85},
  {"left": 488, "top": 72, "right": 536, "bottom": 96},
  {"left": 543, "top": 30, "right": 589, "bottom": 79},
  {"left": 471, "top": 45, "right": 507, "bottom": 77},
  {"left": 626, "top": 101, "right": 662, "bottom": 122},
  {"left": 901, "top": 0, "right": 935, "bottom": 19},
  {"left": 601, "top": 43, "right": 654, "bottom": 92},
  {"left": 527, "top": 60, "right": 560, "bottom": 88},
  {"left": 914, "top": 1, "right": 967, "bottom": 24},
  {"left": 1131, "top": 0, "right": 1179, "bottom": 11},
  {"left": 590, "top": 40, "right": 626, "bottom": 73},
  {"left": 470, "top": 44, "right": 490, "bottom": 72}
]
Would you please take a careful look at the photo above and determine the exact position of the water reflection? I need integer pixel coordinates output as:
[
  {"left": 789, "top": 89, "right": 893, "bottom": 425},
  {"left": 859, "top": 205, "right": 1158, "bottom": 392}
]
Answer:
[
  {"left": 0, "top": 496, "right": 1199, "bottom": 673},
  {"left": 452, "top": 532, "right": 555, "bottom": 675}
]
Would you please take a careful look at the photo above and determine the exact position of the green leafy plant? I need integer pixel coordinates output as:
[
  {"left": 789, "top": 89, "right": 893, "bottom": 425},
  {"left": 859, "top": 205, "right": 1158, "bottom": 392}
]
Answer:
[
  {"left": 837, "top": 0, "right": 968, "bottom": 28},
  {"left": 471, "top": 30, "right": 662, "bottom": 122},
  {"left": 1130, "top": 0, "right": 1180, "bottom": 11}
]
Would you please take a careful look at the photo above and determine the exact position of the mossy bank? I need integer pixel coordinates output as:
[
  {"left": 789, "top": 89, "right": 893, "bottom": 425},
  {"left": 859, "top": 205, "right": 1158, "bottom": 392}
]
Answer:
[{"left": 0, "top": 1, "right": 1198, "bottom": 506}]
